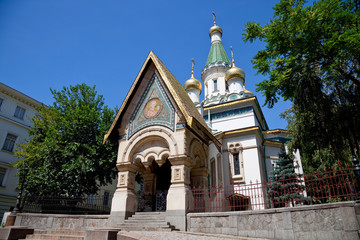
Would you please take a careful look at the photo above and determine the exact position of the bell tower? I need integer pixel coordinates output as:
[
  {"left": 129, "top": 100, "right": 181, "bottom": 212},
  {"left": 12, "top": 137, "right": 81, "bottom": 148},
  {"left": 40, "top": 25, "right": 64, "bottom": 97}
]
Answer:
[{"left": 201, "top": 12, "right": 231, "bottom": 106}]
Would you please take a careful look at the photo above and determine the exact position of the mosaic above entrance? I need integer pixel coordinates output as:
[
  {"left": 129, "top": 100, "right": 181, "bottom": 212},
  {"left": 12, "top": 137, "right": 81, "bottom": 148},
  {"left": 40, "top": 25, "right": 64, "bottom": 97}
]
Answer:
[{"left": 128, "top": 73, "right": 175, "bottom": 138}]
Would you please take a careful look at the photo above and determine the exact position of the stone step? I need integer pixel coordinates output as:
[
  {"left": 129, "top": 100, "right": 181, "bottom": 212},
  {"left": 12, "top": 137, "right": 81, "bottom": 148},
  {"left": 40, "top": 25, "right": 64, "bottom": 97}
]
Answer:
[
  {"left": 124, "top": 219, "right": 166, "bottom": 224},
  {"left": 117, "top": 211, "right": 174, "bottom": 232},
  {"left": 33, "top": 231, "right": 84, "bottom": 236},
  {"left": 134, "top": 211, "right": 166, "bottom": 215},
  {"left": 118, "top": 226, "right": 173, "bottom": 231},
  {"left": 119, "top": 222, "right": 170, "bottom": 228},
  {"left": 128, "top": 217, "right": 166, "bottom": 221},
  {"left": 25, "top": 234, "right": 84, "bottom": 240}
]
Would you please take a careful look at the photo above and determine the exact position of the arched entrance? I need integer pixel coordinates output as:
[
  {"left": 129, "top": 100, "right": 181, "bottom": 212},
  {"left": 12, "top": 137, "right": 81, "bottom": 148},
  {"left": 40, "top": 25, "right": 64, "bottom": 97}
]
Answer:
[
  {"left": 109, "top": 126, "right": 209, "bottom": 231},
  {"left": 135, "top": 159, "right": 171, "bottom": 212}
]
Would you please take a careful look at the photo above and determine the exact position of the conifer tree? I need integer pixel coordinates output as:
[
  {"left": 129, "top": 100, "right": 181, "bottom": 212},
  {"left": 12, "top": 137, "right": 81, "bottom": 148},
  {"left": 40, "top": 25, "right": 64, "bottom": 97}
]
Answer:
[{"left": 267, "top": 146, "right": 305, "bottom": 208}]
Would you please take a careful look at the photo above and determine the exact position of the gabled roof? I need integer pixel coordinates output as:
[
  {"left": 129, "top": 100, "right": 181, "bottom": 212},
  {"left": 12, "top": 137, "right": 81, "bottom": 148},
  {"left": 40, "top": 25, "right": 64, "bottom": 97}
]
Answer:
[{"left": 104, "top": 51, "right": 219, "bottom": 147}]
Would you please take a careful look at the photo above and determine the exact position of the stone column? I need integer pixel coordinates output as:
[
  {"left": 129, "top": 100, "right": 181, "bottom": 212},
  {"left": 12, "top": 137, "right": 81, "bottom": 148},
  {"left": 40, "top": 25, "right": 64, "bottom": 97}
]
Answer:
[
  {"left": 142, "top": 173, "right": 155, "bottom": 212},
  {"left": 166, "top": 156, "right": 192, "bottom": 231},
  {"left": 108, "top": 163, "right": 138, "bottom": 226},
  {"left": 190, "top": 168, "right": 210, "bottom": 212}
]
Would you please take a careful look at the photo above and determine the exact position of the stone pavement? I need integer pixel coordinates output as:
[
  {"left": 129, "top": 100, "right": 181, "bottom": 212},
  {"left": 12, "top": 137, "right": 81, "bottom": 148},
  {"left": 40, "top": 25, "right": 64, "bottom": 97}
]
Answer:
[{"left": 118, "top": 231, "right": 271, "bottom": 240}]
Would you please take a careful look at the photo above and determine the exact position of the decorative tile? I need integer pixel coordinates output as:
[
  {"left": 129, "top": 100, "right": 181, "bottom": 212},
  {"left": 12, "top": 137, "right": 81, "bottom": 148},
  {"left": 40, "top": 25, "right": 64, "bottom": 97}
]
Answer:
[
  {"left": 204, "top": 106, "right": 252, "bottom": 121},
  {"left": 128, "top": 73, "right": 175, "bottom": 138}
]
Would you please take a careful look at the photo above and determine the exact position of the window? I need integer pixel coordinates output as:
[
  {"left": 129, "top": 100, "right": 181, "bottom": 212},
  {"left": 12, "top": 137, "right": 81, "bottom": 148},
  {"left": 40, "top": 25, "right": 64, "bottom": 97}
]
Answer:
[
  {"left": 228, "top": 142, "right": 245, "bottom": 183},
  {"left": 0, "top": 98, "right": 3, "bottom": 110},
  {"left": 217, "top": 155, "right": 222, "bottom": 185},
  {"left": 0, "top": 167, "right": 7, "bottom": 186},
  {"left": 14, "top": 106, "right": 26, "bottom": 120},
  {"left": 233, "top": 153, "right": 240, "bottom": 175},
  {"left": 103, "top": 192, "right": 110, "bottom": 206},
  {"left": 210, "top": 159, "right": 216, "bottom": 187},
  {"left": 87, "top": 194, "right": 95, "bottom": 204},
  {"left": 2, "top": 134, "right": 17, "bottom": 152},
  {"left": 213, "top": 80, "right": 218, "bottom": 91}
]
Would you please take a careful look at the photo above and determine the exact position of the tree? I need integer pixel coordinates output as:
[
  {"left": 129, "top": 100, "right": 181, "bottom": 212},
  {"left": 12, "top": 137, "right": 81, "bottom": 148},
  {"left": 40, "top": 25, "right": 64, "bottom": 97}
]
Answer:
[
  {"left": 243, "top": 0, "right": 360, "bottom": 170},
  {"left": 15, "top": 84, "right": 117, "bottom": 197},
  {"left": 267, "top": 147, "right": 305, "bottom": 208}
]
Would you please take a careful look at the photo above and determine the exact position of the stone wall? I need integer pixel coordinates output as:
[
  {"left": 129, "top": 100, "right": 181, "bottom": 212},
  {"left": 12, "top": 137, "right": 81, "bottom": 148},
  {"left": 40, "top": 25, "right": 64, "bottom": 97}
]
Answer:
[
  {"left": 187, "top": 201, "right": 360, "bottom": 240},
  {"left": 14, "top": 213, "right": 109, "bottom": 231}
]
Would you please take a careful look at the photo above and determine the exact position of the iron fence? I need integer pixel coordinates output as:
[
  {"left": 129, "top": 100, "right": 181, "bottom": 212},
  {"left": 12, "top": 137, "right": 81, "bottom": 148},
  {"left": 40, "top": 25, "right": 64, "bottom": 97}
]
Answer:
[
  {"left": 21, "top": 194, "right": 112, "bottom": 215},
  {"left": 188, "top": 163, "right": 357, "bottom": 212}
]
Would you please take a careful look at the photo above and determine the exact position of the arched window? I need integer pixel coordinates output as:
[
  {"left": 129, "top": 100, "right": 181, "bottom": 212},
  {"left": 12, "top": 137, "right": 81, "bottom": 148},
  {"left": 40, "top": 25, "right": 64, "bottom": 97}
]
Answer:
[{"left": 228, "top": 142, "right": 245, "bottom": 184}]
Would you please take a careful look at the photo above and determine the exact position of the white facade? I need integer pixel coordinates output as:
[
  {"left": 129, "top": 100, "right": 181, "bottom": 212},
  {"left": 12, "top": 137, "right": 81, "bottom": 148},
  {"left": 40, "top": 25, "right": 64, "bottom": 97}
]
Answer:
[
  {"left": 0, "top": 83, "right": 42, "bottom": 218},
  {"left": 189, "top": 21, "right": 304, "bottom": 200}
]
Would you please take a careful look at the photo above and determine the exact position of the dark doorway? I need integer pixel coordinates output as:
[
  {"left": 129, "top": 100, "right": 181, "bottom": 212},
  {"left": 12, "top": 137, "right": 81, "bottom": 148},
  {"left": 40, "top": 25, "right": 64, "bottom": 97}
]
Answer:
[{"left": 155, "top": 160, "right": 171, "bottom": 211}]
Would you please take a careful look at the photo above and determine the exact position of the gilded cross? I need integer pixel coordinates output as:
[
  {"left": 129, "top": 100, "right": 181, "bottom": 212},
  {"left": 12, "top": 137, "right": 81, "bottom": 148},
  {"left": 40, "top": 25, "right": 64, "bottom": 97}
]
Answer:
[
  {"left": 230, "top": 46, "right": 235, "bottom": 63},
  {"left": 191, "top": 58, "right": 195, "bottom": 74}
]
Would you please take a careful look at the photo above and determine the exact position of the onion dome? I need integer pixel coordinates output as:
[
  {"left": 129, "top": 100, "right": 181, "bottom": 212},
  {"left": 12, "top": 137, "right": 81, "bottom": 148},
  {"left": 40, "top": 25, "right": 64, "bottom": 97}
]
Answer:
[
  {"left": 209, "top": 12, "right": 223, "bottom": 37},
  {"left": 225, "top": 62, "right": 245, "bottom": 81},
  {"left": 225, "top": 46, "right": 245, "bottom": 81},
  {"left": 209, "top": 25, "right": 223, "bottom": 37},
  {"left": 185, "top": 59, "right": 202, "bottom": 92},
  {"left": 185, "top": 74, "right": 202, "bottom": 92}
]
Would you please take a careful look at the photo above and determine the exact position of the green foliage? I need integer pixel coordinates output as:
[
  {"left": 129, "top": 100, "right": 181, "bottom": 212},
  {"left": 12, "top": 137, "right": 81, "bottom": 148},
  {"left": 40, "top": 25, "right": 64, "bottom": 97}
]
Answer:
[
  {"left": 15, "top": 84, "right": 117, "bottom": 197},
  {"left": 267, "top": 147, "right": 306, "bottom": 207},
  {"left": 244, "top": 0, "right": 360, "bottom": 170}
]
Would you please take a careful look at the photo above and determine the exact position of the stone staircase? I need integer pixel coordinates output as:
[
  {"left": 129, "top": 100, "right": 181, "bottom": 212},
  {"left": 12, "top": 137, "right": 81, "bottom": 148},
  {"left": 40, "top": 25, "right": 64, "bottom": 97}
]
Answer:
[
  {"left": 117, "top": 212, "right": 175, "bottom": 231},
  {"left": 21, "top": 230, "right": 85, "bottom": 240}
]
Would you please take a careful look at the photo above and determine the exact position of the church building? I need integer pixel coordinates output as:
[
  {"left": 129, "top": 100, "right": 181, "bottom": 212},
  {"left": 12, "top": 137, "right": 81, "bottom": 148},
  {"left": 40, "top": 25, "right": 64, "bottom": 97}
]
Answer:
[{"left": 104, "top": 17, "right": 303, "bottom": 231}]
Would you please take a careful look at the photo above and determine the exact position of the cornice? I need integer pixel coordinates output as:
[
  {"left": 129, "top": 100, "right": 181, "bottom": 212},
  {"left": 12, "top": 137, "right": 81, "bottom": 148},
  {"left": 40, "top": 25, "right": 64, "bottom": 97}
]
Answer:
[{"left": 0, "top": 83, "right": 43, "bottom": 109}]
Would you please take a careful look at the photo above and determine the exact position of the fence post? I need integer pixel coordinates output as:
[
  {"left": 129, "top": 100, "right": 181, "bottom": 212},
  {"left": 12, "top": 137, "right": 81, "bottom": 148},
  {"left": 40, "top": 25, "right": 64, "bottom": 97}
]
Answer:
[{"left": 352, "top": 154, "right": 360, "bottom": 200}]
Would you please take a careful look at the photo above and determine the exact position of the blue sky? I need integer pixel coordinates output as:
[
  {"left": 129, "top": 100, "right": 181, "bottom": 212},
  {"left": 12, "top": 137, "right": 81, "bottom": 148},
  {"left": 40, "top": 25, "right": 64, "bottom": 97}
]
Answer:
[{"left": 0, "top": 0, "right": 291, "bottom": 130}]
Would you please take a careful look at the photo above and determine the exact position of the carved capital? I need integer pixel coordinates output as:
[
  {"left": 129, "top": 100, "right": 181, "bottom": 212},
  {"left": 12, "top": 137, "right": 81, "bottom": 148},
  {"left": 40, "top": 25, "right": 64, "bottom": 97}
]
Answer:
[
  {"left": 116, "top": 162, "right": 138, "bottom": 173},
  {"left": 168, "top": 155, "right": 193, "bottom": 167}
]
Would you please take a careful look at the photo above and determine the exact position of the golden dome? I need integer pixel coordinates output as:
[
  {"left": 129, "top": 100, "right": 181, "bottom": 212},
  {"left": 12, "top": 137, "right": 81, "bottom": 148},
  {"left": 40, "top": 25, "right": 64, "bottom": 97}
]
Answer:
[
  {"left": 185, "top": 74, "right": 202, "bottom": 92},
  {"left": 209, "top": 25, "right": 223, "bottom": 37},
  {"left": 225, "top": 62, "right": 245, "bottom": 81}
]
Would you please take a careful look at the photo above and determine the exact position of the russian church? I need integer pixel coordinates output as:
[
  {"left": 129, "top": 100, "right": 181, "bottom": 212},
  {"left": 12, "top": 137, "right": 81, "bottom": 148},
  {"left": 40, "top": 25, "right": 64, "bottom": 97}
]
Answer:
[{"left": 104, "top": 17, "right": 303, "bottom": 230}]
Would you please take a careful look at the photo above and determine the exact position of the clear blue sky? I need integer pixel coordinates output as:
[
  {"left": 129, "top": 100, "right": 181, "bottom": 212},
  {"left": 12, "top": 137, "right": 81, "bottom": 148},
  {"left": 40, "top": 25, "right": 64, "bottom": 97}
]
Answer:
[{"left": 0, "top": 0, "right": 291, "bottom": 130}]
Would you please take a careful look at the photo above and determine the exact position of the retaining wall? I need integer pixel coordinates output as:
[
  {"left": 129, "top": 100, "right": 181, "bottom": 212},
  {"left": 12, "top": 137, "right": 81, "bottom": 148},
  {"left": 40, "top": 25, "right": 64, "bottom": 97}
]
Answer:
[
  {"left": 187, "top": 201, "right": 360, "bottom": 240},
  {"left": 14, "top": 213, "right": 109, "bottom": 231}
]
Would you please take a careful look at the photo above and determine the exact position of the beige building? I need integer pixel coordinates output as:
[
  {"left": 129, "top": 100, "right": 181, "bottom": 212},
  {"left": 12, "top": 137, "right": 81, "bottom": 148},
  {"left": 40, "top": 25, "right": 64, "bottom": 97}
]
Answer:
[{"left": 0, "top": 83, "right": 42, "bottom": 219}]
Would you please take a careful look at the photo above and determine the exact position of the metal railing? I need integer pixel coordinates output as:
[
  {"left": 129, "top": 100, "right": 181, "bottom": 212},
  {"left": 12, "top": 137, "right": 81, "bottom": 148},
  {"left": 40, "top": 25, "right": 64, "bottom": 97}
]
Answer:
[
  {"left": 188, "top": 164, "right": 357, "bottom": 212},
  {"left": 21, "top": 194, "right": 112, "bottom": 215}
]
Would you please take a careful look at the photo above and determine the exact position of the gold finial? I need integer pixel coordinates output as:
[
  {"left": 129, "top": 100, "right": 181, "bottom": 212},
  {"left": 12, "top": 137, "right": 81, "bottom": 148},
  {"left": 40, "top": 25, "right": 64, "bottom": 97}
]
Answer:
[
  {"left": 191, "top": 58, "right": 195, "bottom": 77},
  {"left": 230, "top": 46, "right": 235, "bottom": 65},
  {"left": 212, "top": 12, "right": 216, "bottom": 25}
]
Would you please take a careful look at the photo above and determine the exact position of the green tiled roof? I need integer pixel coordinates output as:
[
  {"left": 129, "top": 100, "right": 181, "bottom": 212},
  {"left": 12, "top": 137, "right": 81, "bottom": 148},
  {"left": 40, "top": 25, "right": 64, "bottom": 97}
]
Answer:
[{"left": 205, "top": 42, "right": 230, "bottom": 67}]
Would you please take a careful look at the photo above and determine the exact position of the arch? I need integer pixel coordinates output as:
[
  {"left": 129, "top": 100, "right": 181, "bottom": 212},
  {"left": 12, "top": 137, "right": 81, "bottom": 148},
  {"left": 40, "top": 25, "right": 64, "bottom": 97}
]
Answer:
[
  {"left": 123, "top": 126, "right": 179, "bottom": 164},
  {"left": 188, "top": 138, "right": 207, "bottom": 169}
]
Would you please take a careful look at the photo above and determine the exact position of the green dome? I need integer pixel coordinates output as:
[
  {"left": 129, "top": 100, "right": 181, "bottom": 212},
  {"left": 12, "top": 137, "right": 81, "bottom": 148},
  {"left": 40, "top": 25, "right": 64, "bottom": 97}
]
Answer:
[{"left": 204, "top": 42, "right": 231, "bottom": 68}]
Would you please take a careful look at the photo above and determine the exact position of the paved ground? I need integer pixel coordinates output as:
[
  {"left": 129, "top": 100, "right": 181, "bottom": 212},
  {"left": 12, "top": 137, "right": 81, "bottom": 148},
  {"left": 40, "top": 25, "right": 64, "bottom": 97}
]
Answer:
[{"left": 118, "top": 231, "right": 270, "bottom": 240}]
